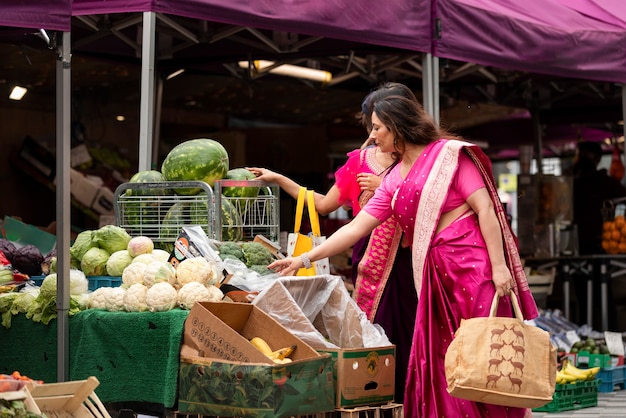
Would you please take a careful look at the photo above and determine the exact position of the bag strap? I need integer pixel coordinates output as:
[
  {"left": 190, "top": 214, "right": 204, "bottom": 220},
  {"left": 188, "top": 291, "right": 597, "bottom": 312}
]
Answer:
[
  {"left": 489, "top": 293, "right": 523, "bottom": 321},
  {"left": 294, "top": 187, "right": 306, "bottom": 233},
  {"left": 307, "top": 189, "right": 322, "bottom": 237}
]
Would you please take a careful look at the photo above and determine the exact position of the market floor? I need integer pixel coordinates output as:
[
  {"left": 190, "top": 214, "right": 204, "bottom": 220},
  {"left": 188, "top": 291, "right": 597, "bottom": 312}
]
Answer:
[{"left": 532, "top": 390, "right": 626, "bottom": 417}]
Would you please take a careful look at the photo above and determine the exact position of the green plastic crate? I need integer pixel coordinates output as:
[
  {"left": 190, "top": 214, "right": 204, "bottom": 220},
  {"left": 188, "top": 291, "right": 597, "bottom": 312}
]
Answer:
[{"left": 533, "top": 379, "right": 599, "bottom": 413}]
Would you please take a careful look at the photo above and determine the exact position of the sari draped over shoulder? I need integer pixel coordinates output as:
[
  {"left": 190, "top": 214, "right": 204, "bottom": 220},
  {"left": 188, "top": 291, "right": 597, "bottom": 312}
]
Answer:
[{"left": 396, "top": 139, "right": 538, "bottom": 418}]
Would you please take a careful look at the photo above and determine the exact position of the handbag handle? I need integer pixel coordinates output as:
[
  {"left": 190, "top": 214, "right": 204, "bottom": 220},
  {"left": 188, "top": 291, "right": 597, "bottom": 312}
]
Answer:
[
  {"left": 293, "top": 186, "right": 306, "bottom": 233},
  {"left": 307, "top": 190, "right": 322, "bottom": 237},
  {"left": 489, "top": 293, "right": 523, "bottom": 321}
]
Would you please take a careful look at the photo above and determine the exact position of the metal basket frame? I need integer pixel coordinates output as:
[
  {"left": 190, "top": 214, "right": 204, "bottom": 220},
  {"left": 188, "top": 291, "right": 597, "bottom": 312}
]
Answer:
[
  {"left": 114, "top": 181, "right": 215, "bottom": 244},
  {"left": 214, "top": 179, "right": 280, "bottom": 242},
  {"left": 114, "top": 179, "right": 280, "bottom": 244}
]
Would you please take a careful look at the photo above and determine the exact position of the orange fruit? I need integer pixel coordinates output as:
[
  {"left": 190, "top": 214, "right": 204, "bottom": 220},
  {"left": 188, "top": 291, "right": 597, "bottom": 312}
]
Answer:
[
  {"left": 605, "top": 221, "right": 616, "bottom": 231},
  {"left": 604, "top": 230, "right": 613, "bottom": 241},
  {"left": 608, "top": 240, "right": 620, "bottom": 254},
  {"left": 602, "top": 240, "right": 610, "bottom": 251},
  {"left": 616, "top": 215, "right": 626, "bottom": 228},
  {"left": 618, "top": 243, "right": 626, "bottom": 254},
  {"left": 611, "top": 229, "right": 621, "bottom": 241}
]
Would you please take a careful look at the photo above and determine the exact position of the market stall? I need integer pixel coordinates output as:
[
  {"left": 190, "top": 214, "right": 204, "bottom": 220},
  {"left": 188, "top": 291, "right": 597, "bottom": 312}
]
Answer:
[{"left": 0, "top": 309, "right": 188, "bottom": 409}]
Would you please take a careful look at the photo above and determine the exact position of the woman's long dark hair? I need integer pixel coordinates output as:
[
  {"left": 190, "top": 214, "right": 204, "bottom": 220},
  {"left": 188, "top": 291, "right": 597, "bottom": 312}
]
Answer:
[{"left": 372, "top": 95, "right": 463, "bottom": 154}]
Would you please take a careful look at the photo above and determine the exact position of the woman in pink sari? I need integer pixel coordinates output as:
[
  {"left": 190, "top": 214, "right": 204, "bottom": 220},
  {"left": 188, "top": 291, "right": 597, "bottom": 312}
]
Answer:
[
  {"left": 269, "top": 93, "right": 539, "bottom": 417},
  {"left": 251, "top": 82, "right": 418, "bottom": 403}
]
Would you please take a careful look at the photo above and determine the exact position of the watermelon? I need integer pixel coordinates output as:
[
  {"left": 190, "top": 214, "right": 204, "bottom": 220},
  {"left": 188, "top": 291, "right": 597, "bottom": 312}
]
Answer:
[
  {"left": 161, "top": 138, "right": 229, "bottom": 195},
  {"left": 220, "top": 196, "right": 244, "bottom": 242},
  {"left": 124, "top": 170, "right": 172, "bottom": 226},
  {"left": 222, "top": 168, "right": 260, "bottom": 198},
  {"left": 126, "top": 170, "right": 171, "bottom": 195}
]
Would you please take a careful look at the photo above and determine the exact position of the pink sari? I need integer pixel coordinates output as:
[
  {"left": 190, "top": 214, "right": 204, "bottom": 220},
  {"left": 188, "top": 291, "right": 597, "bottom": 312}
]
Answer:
[
  {"left": 336, "top": 147, "right": 402, "bottom": 320},
  {"left": 397, "top": 140, "right": 538, "bottom": 417}
]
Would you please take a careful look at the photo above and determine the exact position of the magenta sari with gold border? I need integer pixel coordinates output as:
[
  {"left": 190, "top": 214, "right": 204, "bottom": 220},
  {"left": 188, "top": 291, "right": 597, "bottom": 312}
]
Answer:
[{"left": 393, "top": 139, "right": 537, "bottom": 417}]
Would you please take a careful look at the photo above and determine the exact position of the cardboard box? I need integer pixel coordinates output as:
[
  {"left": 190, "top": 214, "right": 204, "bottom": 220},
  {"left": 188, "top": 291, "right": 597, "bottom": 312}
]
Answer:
[
  {"left": 74, "top": 173, "right": 101, "bottom": 208},
  {"left": 91, "top": 186, "right": 115, "bottom": 215},
  {"left": 252, "top": 276, "right": 396, "bottom": 408},
  {"left": 318, "top": 346, "right": 395, "bottom": 408},
  {"left": 178, "top": 301, "right": 335, "bottom": 418},
  {"left": 70, "top": 144, "right": 92, "bottom": 167}
]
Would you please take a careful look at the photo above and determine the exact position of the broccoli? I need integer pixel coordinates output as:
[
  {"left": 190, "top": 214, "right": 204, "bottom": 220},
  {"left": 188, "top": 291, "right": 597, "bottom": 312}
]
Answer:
[
  {"left": 219, "top": 242, "right": 244, "bottom": 262},
  {"left": 248, "top": 265, "right": 273, "bottom": 276},
  {"left": 241, "top": 242, "right": 274, "bottom": 267}
]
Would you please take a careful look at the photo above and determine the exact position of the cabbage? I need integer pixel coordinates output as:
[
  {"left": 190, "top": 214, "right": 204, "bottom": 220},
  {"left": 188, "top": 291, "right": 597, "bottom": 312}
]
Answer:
[
  {"left": 127, "top": 236, "right": 154, "bottom": 258},
  {"left": 70, "top": 230, "right": 96, "bottom": 261},
  {"left": 80, "top": 247, "right": 110, "bottom": 276},
  {"left": 39, "top": 269, "right": 89, "bottom": 298},
  {"left": 12, "top": 244, "right": 44, "bottom": 276},
  {"left": 93, "top": 225, "right": 132, "bottom": 254},
  {"left": 106, "top": 250, "right": 133, "bottom": 276},
  {"left": 0, "top": 239, "right": 16, "bottom": 262}
]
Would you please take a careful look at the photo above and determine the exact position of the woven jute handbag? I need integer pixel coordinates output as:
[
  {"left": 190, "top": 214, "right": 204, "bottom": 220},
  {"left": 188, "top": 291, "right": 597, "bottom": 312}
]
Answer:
[{"left": 444, "top": 294, "right": 557, "bottom": 408}]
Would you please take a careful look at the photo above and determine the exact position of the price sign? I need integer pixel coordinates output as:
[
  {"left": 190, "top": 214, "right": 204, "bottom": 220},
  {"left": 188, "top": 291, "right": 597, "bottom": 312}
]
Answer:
[
  {"left": 604, "top": 331, "right": 625, "bottom": 356},
  {"left": 565, "top": 330, "right": 581, "bottom": 346}
]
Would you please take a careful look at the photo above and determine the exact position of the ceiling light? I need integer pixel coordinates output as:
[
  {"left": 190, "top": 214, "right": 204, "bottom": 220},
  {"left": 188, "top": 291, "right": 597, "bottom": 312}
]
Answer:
[
  {"left": 238, "top": 60, "right": 332, "bottom": 83},
  {"left": 9, "top": 86, "right": 27, "bottom": 101},
  {"left": 166, "top": 69, "right": 185, "bottom": 80}
]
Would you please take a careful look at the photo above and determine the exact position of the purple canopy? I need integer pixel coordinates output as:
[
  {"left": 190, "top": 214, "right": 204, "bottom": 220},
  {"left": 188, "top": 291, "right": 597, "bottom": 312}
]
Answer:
[
  {"left": 72, "top": 0, "right": 432, "bottom": 53},
  {"left": 433, "top": 0, "right": 626, "bottom": 83},
  {"left": 0, "top": 0, "right": 71, "bottom": 31}
]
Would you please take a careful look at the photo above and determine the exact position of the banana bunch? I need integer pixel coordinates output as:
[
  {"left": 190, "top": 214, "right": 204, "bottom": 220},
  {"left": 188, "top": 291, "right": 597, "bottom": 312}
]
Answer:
[
  {"left": 556, "top": 359, "right": 600, "bottom": 384},
  {"left": 249, "top": 337, "right": 297, "bottom": 364}
]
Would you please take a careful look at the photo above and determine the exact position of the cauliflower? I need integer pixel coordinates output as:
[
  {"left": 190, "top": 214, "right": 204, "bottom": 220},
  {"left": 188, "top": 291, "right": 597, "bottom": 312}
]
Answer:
[
  {"left": 152, "top": 249, "right": 171, "bottom": 263},
  {"left": 175, "top": 257, "right": 213, "bottom": 286},
  {"left": 132, "top": 253, "right": 156, "bottom": 265},
  {"left": 146, "top": 282, "right": 178, "bottom": 312},
  {"left": 241, "top": 242, "right": 274, "bottom": 267},
  {"left": 123, "top": 283, "right": 148, "bottom": 312},
  {"left": 104, "top": 287, "right": 126, "bottom": 312},
  {"left": 89, "top": 287, "right": 113, "bottom": 310},
  {"left": 122, "top": 262, "right": 148, "bottom": 287},
  {"left": 219, "top": 242, "right": 244, "bottom": 262},
  {"left": 143, "top": 261, "right": 177, "bottom": 287},
  {"left": 206, "top": 285, "right": 224, "bottom": 302},
  {"left": 177, "top": 282, "right": 211, "bottom": 310}
]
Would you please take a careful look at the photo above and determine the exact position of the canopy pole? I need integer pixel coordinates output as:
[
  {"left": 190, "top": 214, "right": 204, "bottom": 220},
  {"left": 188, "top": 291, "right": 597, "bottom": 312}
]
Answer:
[
  {"left": 532, "top": 105, "right": 543, "bottom": 176},
  {"left": 138, "top": 11, "right": 156, "bottom": 171},
  {"left": 422, "top": 54, "right": 433, "bottom": 117},
  {"left": 421, "top": 53, "right": 439, "bottom": 124},
  {"left": 55, "top": 30, "right": 71, "bottom": 382}
]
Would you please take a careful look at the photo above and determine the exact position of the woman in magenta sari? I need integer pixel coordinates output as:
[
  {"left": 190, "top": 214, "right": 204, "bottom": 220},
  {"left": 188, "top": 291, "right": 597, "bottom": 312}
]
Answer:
[
  {"left": 269, "top": 93, "right": 538, "bottom": 417},
  {"left": 251, "top": 82, "right": 418, "bottom": 403}
]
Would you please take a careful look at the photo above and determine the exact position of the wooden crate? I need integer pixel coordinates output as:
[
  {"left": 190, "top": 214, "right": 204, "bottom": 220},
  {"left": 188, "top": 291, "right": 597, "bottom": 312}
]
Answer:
[{"left": 27, "top": 376, "right": 111, "bottom": 418}]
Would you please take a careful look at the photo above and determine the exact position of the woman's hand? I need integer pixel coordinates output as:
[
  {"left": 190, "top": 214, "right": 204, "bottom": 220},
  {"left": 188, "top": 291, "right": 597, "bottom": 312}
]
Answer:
[
  {"left": 356, "top": 173, "right": 381, "bottom": 192},
  {"left": 247, "top": 167, "right": 279, "bottom": 182},
  {"left": 268, "top": 257, "right": 302, "bottom": 277},
  {"left": 492, "top": 263, "right": 515, "bottom": 297}
]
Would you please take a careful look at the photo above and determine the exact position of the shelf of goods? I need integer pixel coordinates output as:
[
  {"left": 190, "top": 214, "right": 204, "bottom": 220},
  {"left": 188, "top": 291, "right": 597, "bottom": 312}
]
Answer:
[{"left": 114, "top": 180, "right": 279, "bottom": 247}]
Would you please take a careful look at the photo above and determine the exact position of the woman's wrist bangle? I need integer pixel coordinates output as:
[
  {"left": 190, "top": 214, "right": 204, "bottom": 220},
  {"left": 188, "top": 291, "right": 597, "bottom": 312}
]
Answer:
[{"left": 301, "top": 253, "right": 312, "bottom": 269}]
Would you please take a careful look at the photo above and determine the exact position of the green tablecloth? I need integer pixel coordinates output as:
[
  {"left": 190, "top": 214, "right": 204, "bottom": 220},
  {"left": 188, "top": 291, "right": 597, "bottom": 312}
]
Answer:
[{"left": 0, "top": 309, "right": 189, "bottom": 408}]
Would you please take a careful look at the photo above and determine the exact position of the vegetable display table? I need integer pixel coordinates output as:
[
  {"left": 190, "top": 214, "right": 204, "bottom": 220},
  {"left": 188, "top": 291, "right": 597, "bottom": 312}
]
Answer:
[{"left": 0, "top": 308, "right": 189, "bottom": 408}]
